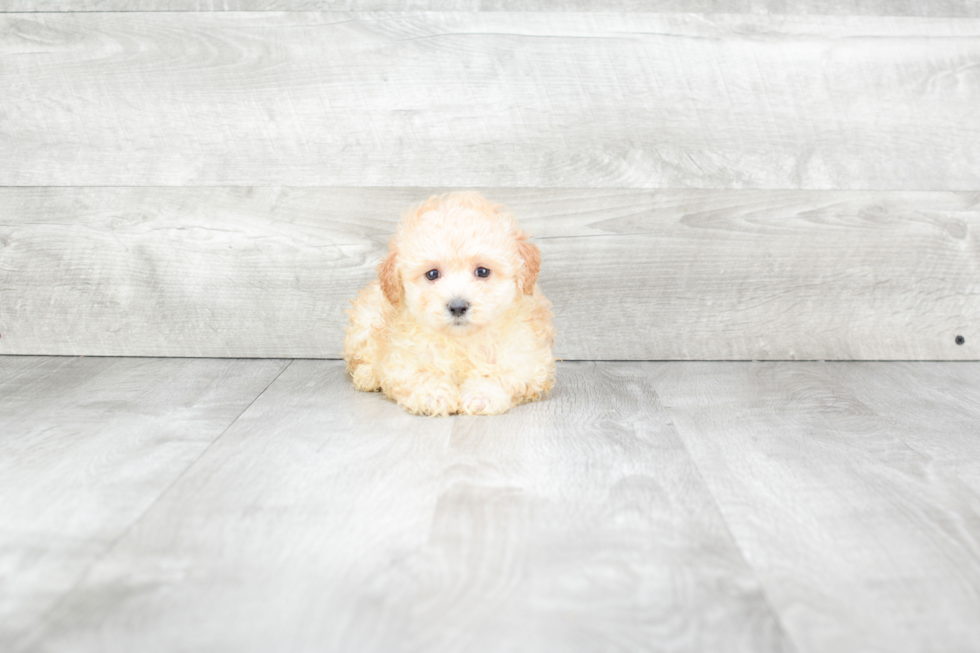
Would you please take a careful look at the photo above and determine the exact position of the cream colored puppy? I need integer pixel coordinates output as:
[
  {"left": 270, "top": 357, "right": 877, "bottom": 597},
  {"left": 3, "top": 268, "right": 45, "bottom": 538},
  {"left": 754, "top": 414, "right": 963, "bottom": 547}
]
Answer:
[{"left": 344, "top": 192, "right": 556, "bottom": 416}]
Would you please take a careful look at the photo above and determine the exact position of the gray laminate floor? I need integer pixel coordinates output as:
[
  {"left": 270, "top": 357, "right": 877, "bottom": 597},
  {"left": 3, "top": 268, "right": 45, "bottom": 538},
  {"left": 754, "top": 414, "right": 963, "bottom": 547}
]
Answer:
[{"left": 2, "top": 357, "right": 979, "bottom": 653}]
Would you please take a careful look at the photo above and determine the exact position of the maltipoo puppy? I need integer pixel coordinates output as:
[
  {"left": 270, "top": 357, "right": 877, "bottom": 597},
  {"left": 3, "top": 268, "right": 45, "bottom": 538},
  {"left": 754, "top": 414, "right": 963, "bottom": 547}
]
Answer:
[{"left": 344, "top": 192, "right": 556, "bottom": 416}]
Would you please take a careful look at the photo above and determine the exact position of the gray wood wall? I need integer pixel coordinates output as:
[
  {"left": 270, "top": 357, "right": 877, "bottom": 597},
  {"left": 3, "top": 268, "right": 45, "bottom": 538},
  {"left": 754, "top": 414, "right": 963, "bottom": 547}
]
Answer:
[{"left": 1, "top": 4, "right": 977, "bottom": 360}]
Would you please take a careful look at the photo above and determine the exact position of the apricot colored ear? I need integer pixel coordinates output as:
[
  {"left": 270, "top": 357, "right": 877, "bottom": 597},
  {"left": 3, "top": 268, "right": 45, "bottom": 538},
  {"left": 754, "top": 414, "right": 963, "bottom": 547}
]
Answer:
[
  {"left": 516, "top": 232, "right": 540, "bottom": 295},
  {"left": 377, "top": 246, "right": 400, "bottom": 305}
]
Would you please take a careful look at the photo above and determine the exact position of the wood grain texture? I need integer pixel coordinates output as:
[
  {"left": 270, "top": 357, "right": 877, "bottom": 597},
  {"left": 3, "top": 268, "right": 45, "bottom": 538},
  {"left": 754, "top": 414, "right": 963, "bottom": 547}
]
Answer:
[
  {"left": 2, "top": 12, "right": 980, "bottom": 189},
  {"left": 1, "top": 187, "right": 976, "bottom": 360},
  {"left": 658, "top": 361, "right": 980, "bottom": 653},
  {"left": 16, "top": 359, "right": 792, "bottom": 653},
  {"left": 3, "top": 1, "right": 980, "bottom": 15},
  {"left": 0, "top": 355, "right": 288, "bottom": 651},
  {"left": 7, "top": 358, "right": 980, "bottom": 652},
  {"left": 827, "top": 362, "right": 980, "bottom": 495}
]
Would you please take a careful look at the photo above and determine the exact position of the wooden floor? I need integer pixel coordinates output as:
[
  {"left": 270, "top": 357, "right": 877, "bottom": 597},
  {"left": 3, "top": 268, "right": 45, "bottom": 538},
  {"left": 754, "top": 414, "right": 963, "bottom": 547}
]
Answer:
[{"left": 3, "top": 357, "right": 979, "bottom": 652}]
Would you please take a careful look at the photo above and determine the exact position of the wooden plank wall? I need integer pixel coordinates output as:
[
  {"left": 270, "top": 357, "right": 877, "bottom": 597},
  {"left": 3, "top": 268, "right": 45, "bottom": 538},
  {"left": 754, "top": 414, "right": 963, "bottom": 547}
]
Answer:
[
  {"left": 0, "top": 5, "right": 977, "bottom": 359},
  {"left": 3, "top": 1, "right": 980, "bottom": 15}
]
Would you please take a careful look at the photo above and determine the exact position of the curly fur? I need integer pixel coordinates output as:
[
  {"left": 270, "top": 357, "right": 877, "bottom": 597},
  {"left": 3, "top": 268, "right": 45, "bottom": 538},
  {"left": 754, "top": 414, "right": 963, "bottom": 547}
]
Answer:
[{"left": 344, "top": 192, "right": 556, "bottom": 416}]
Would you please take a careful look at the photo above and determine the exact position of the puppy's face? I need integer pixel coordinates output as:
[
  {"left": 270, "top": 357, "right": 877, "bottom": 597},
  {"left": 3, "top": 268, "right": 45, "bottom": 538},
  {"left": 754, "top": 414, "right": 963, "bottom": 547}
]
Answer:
[{"left": 378, "top": 195, "right": 540, "bottom": 336}]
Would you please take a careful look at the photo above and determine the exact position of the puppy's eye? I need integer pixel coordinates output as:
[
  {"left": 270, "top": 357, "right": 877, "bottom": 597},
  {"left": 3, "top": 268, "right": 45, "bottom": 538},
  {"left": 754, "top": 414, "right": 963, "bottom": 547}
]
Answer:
[
  {"left": 425, "top": 269, "right": 440, "bottom": 281},
  {"left": 475, "top": 267, "right": 490, "bottom": 278}
]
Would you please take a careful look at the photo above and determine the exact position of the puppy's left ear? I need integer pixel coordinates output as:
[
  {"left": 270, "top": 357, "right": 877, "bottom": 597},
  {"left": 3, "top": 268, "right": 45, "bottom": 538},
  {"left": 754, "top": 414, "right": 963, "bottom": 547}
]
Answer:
[{"left": 516, "top": 230, "right": 541, "bottom": 295}]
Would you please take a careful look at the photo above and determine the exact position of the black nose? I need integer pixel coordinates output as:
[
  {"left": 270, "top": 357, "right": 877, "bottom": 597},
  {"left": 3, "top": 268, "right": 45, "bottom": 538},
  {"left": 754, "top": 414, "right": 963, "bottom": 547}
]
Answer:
[{"left": 448, "top": 299, "right": 470, "bottom": 317}]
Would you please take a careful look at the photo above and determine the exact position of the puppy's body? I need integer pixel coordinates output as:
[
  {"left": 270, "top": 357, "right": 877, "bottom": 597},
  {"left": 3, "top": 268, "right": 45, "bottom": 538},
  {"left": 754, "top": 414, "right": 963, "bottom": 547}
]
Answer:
[{"left": 344, "top": 193, "right": 555, "bottom": 416}]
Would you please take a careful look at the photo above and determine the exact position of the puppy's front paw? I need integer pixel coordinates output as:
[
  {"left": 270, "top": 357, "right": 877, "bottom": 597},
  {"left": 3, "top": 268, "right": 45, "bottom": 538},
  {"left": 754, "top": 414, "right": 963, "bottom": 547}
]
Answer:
[
  {"left": 401, "top": 383, "right": 460, "bottom": 417},
  {"left": 349, "top": 362, "right": 381, "bottom": 392},
  {"left": 459, "top": 379, "right": 513, "bottom": 416}
]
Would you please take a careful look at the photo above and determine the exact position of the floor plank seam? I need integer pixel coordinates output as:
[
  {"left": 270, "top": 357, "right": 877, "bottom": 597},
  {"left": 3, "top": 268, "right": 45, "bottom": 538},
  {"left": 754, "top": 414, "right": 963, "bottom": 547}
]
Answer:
[
  {"left": 12, "top": 358, "right": 296, "bottom": 653},
  {"left": 665, "top": 403, "right": 804, "bottom": 653}
]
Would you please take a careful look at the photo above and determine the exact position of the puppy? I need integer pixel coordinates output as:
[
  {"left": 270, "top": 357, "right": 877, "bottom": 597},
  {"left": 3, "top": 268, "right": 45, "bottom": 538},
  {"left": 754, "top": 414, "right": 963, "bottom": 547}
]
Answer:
[{"left": 344, "top": 192, "right": 556, "bottom": 416}]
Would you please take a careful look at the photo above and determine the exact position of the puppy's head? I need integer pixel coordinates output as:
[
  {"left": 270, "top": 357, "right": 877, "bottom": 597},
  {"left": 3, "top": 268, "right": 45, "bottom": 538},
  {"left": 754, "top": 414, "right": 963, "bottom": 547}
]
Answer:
[{"left": 378, "top": 192, "right": 540, "bottom": 335}]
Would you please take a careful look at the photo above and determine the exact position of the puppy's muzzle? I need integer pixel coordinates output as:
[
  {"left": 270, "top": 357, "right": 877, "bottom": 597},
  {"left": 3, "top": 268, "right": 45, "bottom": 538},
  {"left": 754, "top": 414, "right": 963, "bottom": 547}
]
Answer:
[{"left": 447, "top": 298, "right": 470, "bottom": 318}]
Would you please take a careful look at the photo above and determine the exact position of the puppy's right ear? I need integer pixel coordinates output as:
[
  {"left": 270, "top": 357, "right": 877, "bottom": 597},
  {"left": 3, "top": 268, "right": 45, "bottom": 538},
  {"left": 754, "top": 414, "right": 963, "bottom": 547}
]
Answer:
[{"left": 377, "top": 244, "right": 401, "bottom": 305}]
